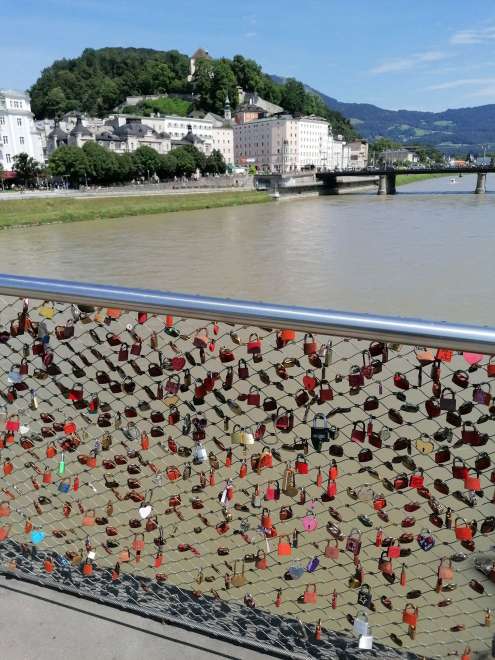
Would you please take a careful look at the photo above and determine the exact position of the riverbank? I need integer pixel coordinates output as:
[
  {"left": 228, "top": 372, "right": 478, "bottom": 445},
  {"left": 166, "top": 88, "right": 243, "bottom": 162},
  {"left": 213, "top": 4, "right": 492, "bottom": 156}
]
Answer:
[
  {"left": 396, "top": 172, "right": 451, "bottom": 186},
  {"left": 0, "top": 190, "right": 271, "bottom": 228}
]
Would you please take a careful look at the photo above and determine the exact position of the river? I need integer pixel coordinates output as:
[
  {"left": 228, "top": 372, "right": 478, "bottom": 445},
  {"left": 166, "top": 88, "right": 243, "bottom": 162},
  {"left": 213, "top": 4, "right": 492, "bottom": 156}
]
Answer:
[{"left": 2, "top": 174, "right": 494, "bottom": 324}]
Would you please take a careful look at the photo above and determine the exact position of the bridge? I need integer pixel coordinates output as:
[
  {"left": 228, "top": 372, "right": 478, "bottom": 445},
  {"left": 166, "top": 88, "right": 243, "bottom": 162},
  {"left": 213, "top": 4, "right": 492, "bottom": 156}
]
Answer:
[{"left": 317, "top": 166, "right": 495, "bottom": 194}]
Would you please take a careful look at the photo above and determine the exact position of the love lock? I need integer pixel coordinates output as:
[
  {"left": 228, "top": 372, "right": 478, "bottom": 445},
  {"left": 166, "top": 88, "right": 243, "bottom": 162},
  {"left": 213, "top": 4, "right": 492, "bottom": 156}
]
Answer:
[
  {"left": 357, "top": 583, "right": 372, "bottom": 609},
  {"left": 417, "top": 528, "right": 435, "bottom": 551},
  {"left": 353, "top": 611, "right": 369, "bottom": 636}
]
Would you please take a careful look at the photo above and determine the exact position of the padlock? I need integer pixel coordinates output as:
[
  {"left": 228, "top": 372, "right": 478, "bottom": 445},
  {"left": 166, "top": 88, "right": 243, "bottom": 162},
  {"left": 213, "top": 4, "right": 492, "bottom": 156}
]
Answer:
[
  {"left": 438, "top": 558, "right": 454, "bottom": 580},
  {"left": 417, "top": 528, "right": 435, "bottom": 551},
  {"left": 295, "top": 453, "right": 309, "bottom": 475},
  {"left": 353, "top": 612, "right": 369, "bottom": 636},
  {"left": 387, "top": 539, "right": 401, "bottom": 559},
  {"left": 464, "top": 469, "right": 481, "bottom": 491},
  {"left": 302, "top": 511, "right": 317, "bottom": 532},
  {"left": 303, "top": 584, "right": 317, "bottom": 604},
  {"left": 303, "top": 333, "right": 318, "bottom": 355},
  {"left": 325, "top": 539, "right": 339, "bottom": 559},
  {"left": 402, "top": 603, "right": 418, "bottom": 626},
  {"left": 261, "top": 507, "right": 273, "bottom": 529},
  {"left": 357, "top": 583, "right": 372, "bottom": 608},
  {"left": 454, "top": 517, "right": 473, "bottom": 541},
  {"left": 409, "top": 469, "right": 424, "bottom": 489},
  {"left": 378, "top": 551, "right": 393, "bottom": 575},
  {"left": 311, "top": 414, "right": 329, "bottom": 452},
  {"left": 346, "top": 528, "right": 362, "bottom": 555},
  {"left": 351, "top": 421, "right": 365, "bottom": 443}
]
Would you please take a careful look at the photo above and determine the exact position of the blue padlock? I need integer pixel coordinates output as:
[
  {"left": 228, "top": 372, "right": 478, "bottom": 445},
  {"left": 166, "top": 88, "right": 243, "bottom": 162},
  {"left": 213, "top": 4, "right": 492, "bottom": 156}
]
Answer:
[
  {"left": 58, "top": 478, "right": 70, "bottom": 494},
  {"left": 417, "top": 528, "right": 435, "bottom": 551},
  {"left": 306, "top": 556, "right": 320, "bottom": 573}
]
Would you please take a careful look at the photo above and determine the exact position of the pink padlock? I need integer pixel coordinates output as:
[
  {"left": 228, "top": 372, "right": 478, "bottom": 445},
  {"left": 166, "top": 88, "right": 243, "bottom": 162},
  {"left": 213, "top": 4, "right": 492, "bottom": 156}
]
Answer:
[
  {"left": 302, "top": 511, "right": 318, "bottom": 532},
  {"left": 324, "top": 539, "right": 339, "bottom": 559},
  {"left": 265, "top": 482, "right": 276, "bottom": 501}
]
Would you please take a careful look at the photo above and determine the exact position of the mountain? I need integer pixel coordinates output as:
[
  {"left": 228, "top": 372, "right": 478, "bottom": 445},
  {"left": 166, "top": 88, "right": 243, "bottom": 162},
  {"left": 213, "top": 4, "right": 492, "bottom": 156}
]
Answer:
[
  {"left": 271, "top": 74, "right": 495, "bottom": 153},
  {"left": 310, "top": 88, "right": 495, "bottom": 154}
]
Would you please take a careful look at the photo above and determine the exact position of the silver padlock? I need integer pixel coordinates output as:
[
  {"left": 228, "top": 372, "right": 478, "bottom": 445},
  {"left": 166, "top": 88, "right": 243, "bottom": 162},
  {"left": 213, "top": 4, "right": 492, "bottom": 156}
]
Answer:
[{"left": 353, "top": 612, "right": 368, "bottom": 636}]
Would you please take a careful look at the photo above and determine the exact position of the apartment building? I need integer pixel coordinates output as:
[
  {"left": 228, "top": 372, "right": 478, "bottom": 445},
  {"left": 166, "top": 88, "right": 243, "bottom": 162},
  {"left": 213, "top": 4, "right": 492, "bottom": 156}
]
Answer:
[{"left": 0, "top": 90, "right": 44, "bottom": 174}]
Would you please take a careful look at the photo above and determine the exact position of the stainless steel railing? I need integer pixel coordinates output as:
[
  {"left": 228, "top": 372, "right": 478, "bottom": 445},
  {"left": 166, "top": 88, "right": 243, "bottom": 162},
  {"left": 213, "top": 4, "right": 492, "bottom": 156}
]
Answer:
[{"left": 0, "top": 273, "right": 494, "bottom": 353}]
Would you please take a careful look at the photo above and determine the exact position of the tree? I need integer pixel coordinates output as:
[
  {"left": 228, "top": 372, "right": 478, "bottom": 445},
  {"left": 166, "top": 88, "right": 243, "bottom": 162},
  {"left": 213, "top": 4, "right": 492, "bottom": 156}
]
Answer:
[
  {"left": 115, "top": 152, "right": 135, "bottom": 182},
  {"left": 13, "top": 153, "right": 41, "bottom": 185},
  {"left": 131, "top": 146, "right": 162, "bottom": 179},
  {"left": 232, "top": 55, "right": 262, "bottom": 92},
  {"left": 180, "top": 145, "right": 207, "bottom": 172},
  {"left": 44, "top": 87, "right": 68, "bottom": 117},
  {"left": 82, "top": 142, "right": 118, "bottom": 183},
  {"left": 194, "top": 58, "right": 239, "bottom": 115},
  {"left": 280, "top": 79, "right": 306, "bottom": 115},
  {"left": 174, "top": 149, "right": 196, "bottom": 177},
  {"left": 48, "top": 145, "right": 89, "bottom": 185},
  {"left": 205, "top": 149, "right": 226, "bottom": 175},
  {"left": 159, "top": 152, "right": 178, "bottom": 179},
  {"left": 138, "top": 61, "right": 174, "bottom": 95}
]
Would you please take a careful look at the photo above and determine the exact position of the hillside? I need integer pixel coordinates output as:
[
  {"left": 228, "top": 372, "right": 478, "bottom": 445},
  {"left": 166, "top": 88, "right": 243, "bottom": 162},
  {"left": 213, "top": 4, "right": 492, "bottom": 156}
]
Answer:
[
  {"left": 312, "top": 89, "right": 495, "bottom": 153},
  {"left": 29, "top": 48, "right": 357, "bottom": 141}
]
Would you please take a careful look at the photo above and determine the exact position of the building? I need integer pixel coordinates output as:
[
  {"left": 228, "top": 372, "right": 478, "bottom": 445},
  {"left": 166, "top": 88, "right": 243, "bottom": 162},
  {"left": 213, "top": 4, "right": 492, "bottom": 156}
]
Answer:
[
  {"left": 380, "top": 148, "right": 419, "bottom": 164},
  {"left": 0, "top": 90, "right": 44, "bottom": 174},
  {"left": 346, "top": 140, "right": 369, "bottom": 169},
  {"left": 188, "top": 48, "right": 212, "bottom": 82},
  {"left": 234, "top": 114, "right": 333, "bottom": 172}
]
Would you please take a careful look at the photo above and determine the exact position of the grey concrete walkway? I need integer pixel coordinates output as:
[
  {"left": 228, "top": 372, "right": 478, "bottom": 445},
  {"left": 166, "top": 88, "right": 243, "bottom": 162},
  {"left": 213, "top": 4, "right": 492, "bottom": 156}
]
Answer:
[{"left": 0, "top": 576, "right": 276, "bottom": 660}]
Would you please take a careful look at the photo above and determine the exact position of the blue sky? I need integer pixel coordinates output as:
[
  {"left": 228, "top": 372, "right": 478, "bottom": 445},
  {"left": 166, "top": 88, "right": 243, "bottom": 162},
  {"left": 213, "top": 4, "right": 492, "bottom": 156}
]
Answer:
[{"left": 2, "top": 0, "right": 495, "bottom": 112}]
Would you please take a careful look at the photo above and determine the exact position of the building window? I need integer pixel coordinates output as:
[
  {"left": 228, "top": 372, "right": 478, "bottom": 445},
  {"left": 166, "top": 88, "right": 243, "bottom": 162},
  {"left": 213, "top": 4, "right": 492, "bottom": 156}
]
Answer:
[
  {"left": 6, "top": 154, "right": 11, "bottom": 163},
  {"left": 17, "top": 118, "right": 22, "bottom": 126},
  {"left": 2, "top": 136, "right": 7, "bottom": 144},
  {"left": 0, "top": 117, "right": 4, "bottom": 125},
  {"left": 19, "top": 137, "right": 25, "bottom": 145}
]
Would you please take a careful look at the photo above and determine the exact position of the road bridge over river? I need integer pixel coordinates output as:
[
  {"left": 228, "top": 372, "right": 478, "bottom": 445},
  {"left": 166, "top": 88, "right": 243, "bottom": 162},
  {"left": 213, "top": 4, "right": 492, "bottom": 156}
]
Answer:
[{"left": 317, "top": 166, "right": 495, "bottom": 194}]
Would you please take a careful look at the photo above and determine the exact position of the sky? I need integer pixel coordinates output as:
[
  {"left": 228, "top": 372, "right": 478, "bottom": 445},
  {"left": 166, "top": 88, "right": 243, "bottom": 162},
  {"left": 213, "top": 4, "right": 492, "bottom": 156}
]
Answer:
[{"left": 2, "top": 0, "right": 495, "bottom": 112}]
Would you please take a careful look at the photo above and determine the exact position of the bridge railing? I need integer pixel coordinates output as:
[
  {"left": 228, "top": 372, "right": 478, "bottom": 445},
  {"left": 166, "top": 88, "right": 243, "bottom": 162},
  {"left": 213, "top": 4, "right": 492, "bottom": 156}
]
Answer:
[{"left": 0, "top": 274, "right": 493, "bottom": 660}]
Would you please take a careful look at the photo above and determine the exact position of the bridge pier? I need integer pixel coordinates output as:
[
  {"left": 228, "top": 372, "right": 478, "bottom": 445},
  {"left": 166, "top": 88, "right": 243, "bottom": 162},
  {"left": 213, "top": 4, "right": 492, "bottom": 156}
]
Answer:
[
  {"left": 378, "top": 174, "right": 397, "bottom": 195},
  {"left": 378, "top": 175, "right": 387, "bottom": 195},
  {"left": 475, "top": 172, "right": 487, "bottom": 194}
]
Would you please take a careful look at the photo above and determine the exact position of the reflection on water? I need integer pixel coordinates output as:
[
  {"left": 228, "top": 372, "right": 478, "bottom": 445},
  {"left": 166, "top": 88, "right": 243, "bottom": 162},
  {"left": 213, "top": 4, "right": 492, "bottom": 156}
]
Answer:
[{"left": 1, "top": 174, "right": 494, "bottom": 324}]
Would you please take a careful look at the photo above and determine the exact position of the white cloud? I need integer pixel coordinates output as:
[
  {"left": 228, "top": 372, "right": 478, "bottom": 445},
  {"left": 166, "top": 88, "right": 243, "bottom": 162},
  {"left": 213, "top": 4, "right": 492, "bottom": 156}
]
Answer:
[
  {"left": 370, "top": 51, "right": 448, "bottom": 75},
  {"left": 450, "top": 25, "right": 495, "bottom": 45},
  {"left": 244, "top": 32, "right": 257, "bottom": 38},
  {"left": 426, "top": 77, "right": 495, "bottom": 91}
]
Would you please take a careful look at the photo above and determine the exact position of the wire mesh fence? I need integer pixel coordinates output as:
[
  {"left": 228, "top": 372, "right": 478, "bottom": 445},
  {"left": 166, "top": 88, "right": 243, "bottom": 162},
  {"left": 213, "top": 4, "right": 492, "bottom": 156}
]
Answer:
[{"left": 0, "top": 286, "right": 493, "bottom": 659}]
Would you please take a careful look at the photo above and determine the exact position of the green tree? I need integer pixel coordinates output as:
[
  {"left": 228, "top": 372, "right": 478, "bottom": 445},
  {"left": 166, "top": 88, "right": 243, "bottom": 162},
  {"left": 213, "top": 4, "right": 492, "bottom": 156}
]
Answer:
[
  {"left": 159, "top": 152, "right": 178, "bottom": 179},
  {"left": 174, "top": 149, "right": 196, "bottom": 177},
  {"left": 232, "top": 55, "right": 262, "bottom": 92},
  {"left": 44, "top": 87, "right": 68, "bottom": 117},
  {"left": 179, "top": 145, "right": 206, "bottom": 172},
  {"left": 115, "top": 152, "right": 135, "bottom": 182},
  {"left": 138, "top": 61, "right": 174, "bottom": 95},
  {"left": 82, "top": 142, "right": 118, "bottom": 183},
  {"left": 205, "top": 149, "right": 226, "bottom": 175},
  {"left": 12, "top": 153, "right": 41, "bottom": 184},
  {"left": 48, "top": 145, "right": 89, "bottom": 185},
  {"left": 280, "top": 79, "right": 306, "bottom": 115},
  {"left": 131, "top": 146, "right": 162, "bottom": 179},
  {"left": 194, "top": 58, "right": 238, "bottom": 115}
]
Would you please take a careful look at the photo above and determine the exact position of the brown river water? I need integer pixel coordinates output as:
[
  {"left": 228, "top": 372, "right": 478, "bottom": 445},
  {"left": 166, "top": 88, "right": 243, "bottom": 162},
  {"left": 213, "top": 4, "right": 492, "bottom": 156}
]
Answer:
[{"left": 1, "top": 173, "right": 494, "bottom": 324}]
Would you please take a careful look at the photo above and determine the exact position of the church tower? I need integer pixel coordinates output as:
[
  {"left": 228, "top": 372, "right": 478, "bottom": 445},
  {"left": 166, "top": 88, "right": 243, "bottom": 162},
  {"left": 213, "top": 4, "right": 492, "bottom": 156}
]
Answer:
[{"left": 224, "top": 95, "right": 231, "bottom": 121}]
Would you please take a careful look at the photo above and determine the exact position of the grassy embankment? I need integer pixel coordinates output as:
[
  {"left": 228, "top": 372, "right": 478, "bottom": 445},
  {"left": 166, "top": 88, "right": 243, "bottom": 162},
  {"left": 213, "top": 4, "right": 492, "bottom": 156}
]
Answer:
[
  {"left": 396, "top": 173, "right": 452, "bottom": 186},
  {"left": 0, "top": 190, "right": 271, "bottom": 229}
]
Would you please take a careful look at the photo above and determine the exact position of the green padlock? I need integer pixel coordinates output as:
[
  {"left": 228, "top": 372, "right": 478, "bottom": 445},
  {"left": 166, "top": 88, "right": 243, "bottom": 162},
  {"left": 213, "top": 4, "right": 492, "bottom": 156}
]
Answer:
[{"left": 58, "top": 452, "right": 65, "bottom": 476}]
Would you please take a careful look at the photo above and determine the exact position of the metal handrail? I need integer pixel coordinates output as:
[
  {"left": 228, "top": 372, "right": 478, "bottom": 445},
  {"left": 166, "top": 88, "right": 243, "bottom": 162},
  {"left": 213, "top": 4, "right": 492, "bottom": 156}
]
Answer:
[{"left": 0, "top": 273, "right": 494, "bottom": 353}]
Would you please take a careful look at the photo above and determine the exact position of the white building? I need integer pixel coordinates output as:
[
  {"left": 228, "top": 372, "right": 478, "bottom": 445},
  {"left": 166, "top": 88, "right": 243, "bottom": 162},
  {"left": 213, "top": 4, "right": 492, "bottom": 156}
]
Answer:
[
  {"left": 0, "top": 90, "right": 44, "bottom": 174},
  {"left": 380, "top": 148, "right": 419, "bottom": 165},
  {"left": 234, "top": 114, "right": 332, "bottom": 172}
]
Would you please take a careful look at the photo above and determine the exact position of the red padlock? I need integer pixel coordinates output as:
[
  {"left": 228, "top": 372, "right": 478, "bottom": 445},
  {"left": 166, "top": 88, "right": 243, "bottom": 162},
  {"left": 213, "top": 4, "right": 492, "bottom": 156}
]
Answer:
[
  {"left": 261, "top": 507, "right": 273, "bottom": 529},
  {"left": 387, "top": 539, "right": 401, "bottom": 558},
  {"left": 402, "top": 604, "right": 418, "bottom": 626},
  {"left": 464, "top": 469, "right": 481, "bottom": 491},
  {"left": 295, "top": 454, "right": 309, "bottom": 475},
  {"left": 454, "top": 517, "right": 473, "bottom": 541},
  {"left": 409, "top": 469, "right": 424, "bottom": 489}
]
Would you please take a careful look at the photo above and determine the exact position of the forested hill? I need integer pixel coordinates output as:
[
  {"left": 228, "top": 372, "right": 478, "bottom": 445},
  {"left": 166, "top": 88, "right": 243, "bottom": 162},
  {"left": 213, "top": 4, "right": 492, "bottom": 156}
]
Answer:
[
  {"left": 29, "top": 47, "right": 357, "bottom": 141},
  {"left": 311, "top": 88, "right": 495, "bottom": 153}
]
